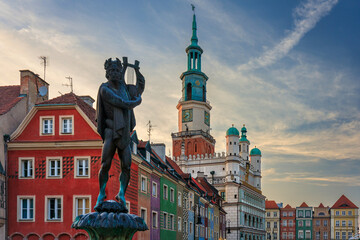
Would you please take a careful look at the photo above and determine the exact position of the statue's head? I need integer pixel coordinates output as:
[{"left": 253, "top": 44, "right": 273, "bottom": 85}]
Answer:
[{"left": 104, "top": 58, "right": 122, "bottom": 82}]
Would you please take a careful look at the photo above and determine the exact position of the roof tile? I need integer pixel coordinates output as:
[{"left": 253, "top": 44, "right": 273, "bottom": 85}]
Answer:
[
  {"left": 0, "top": 86, "right": 22, "bottom": 115},
  {"left": 331, "top": 195, "right": 358, "bottom": 209},
  {"left": 36, "top": 92, "right": 96, "bottom": 125}
]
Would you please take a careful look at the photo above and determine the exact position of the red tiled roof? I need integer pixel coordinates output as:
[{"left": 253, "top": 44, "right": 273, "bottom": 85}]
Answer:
[
  {"left": 266, "top": 200, "right": 279, "bottom": 209},
  {"left": 0, "top": 86, "right": 23, "bottom": 115},
  {"left": 166, "top": 156, "right": 184, "bottom": 175},
  {"left": 37, "top": 92, "right": 96, "bottom": 125},
  {"left": 299, "top": 202, "right": 309, "bottom": 208},
  {"left": 138, "top": 140, "right": 148, "bottom": 148},
  {"left": 331, "top": 195, "right": 358, "bottom": 209},
  {"left": 192, "top": 177, "right": 206, "bottom": 193},
  {"left": 318, "top": 203, "right": 325, "bottom": 208},
  {"left": 283, "top": 204, "right": 293, "bottom": 209}
]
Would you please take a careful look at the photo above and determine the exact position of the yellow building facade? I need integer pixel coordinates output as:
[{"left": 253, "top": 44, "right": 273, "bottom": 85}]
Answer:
[{"left": 330, "top": 195, "right": 359, "bottom": 240}]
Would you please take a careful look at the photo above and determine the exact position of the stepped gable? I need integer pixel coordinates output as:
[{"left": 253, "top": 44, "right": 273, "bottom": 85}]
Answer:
[
  {"left": 299, "top": 202, "right": 309, "bottom": 207},
  {"left": 331, "top": 194, "right": 358, "bottom": 209},
  {"left": 36, "top": 92, "right": 96, "bottom": 125},
  {"left": 0, "top": 85, "right": 22, "bottom": 115},
  {"left": 265, "top": 200, "right": 279, "bottom": 209},
  {"left": 318, "top": 203, "right": 325, "bottom": 208}
]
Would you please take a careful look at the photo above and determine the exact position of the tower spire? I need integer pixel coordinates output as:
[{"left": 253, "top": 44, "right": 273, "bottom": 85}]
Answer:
[{"left": 191, "top": 5, "right": 198, "bottom": 46}]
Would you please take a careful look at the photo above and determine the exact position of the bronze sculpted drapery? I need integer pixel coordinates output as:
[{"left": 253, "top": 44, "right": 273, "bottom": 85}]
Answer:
[{"left": 95, "top": 57, "right": 145, "bottom": 211}]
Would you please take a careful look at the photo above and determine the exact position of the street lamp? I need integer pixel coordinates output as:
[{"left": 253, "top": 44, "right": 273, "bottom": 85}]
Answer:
[{"left": 227, "top": 219, "right": 231, "bottom": 234}]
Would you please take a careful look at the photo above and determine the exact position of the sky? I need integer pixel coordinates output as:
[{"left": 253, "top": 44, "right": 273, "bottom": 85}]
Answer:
[{"left": 1, "top": 0, "right": 360, "bottom": 213}]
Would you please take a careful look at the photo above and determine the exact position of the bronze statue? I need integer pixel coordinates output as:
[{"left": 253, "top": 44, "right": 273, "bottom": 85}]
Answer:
[{"left": 95, "top": 57, "right": 145, "bottom": 211}]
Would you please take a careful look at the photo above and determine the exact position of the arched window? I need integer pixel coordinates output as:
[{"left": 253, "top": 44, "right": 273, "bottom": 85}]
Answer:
[
  {"left": 186, "top": 83, "right": 192, "bottom": 100},
  {"left": 194, "top": 143, "right": 197, "bottom": 153},
  {"left": 203, "top": 85, "right": 206, "bottom": 101}
]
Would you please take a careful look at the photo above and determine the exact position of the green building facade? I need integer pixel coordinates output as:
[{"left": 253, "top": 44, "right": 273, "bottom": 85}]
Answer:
[{"left": 296, "top": 203, "right": 313, "bottom": 240}]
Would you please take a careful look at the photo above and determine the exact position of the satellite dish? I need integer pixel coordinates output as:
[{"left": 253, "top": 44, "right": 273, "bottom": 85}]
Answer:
[{"left": 39, "top": 86, "right": 48, "bottom": 96}]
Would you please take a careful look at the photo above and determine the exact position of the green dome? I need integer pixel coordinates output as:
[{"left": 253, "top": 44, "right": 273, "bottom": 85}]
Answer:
[
  {"left": 241, "top": 126, "right": 247, "bottom": 132},
  {"left": 250, "top": 147, "right": 262, "bottom": 156},
  {"left": 226, "top": 126, "right": 239, "bottom": 136}
]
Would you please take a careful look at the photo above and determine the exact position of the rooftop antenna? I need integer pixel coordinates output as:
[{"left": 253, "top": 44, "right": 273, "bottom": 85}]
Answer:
[
  {"left": 146, "top": 120, "right": 156, "bottom": 143},
  {"left": 39, "top": 56, "right": 48, "bottom": 81},
  {"left": 63, "top": 76, "right": 73, "bottom": 93}
]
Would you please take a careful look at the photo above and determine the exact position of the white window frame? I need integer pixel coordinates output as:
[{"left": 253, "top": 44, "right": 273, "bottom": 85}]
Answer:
[
  {"left": 146, "top": 151, "right": 150, "bottom": 162},
  {"left": 18, "top": 157, "right": 35, "bottom": 179},
  {"left": 152, "top": 181, "right": 157, "bottom": 197},
  {"left": 163, "top": 185, "right": 168, "bottom": 200},
  {"left": 163, "top": 212, "right": 168, "bottom": 229},
  {"left": 133, "top": 142, "right": 137, "bottom": 154},
  {"left": 59, "top": 115, "right": 74, "bottom": 135},
  {"left": 140, "top": 207, "right": 147, "bottom": 224},
  {"left": 45, "top": 195, "right": 63, "bottom": 222},
  {"left": 17, "top": 195, "right": 35, "bottom": 222},
  {"left": 170, "top": 214, "right": 174, "bottom": 230},
  {"left": 324, "top": 232, "right": 328, "bottom": 240},
  {"left": 152, "top": 211, "right": 158, "bottom": 228},
  {"left": 299, "top": 230, "right": 304, "bottom": 239},
  {"left": 170, "top": 188, "right": 174, "bottom": 202},
  {"left": 40, "top": 116, "right": 54, "bottom": 135},
  {"left": 140, "top": 175, "right": 147, "bottom": 193},
  {"left": 178, "top": 192, "right": 182, "bottom": 207},
  {"left": 46, "top": 157, "right": 62, "bottom": 179},
  {"left": 73, "top": 195, "right": 91, "bottom": 220},
  {"left": 336, "top": 220, "right": 340, "bottom": 227},
  {"left": 74, "top": 156, "right": 90, "bottom": 178}
]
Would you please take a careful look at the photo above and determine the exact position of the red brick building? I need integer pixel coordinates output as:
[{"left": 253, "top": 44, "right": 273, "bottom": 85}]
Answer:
[
  {"left": 7, "top": 93, "right": 140, "bottom": 239},
  {"left": 312, "top": 203, "right": 330, "bottom": 240},
  {"left": 280, "top": 204, "right": 296, "bottom": 240}
]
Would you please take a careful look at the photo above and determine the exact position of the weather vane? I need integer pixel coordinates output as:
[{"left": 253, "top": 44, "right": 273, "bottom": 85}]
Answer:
[{"left": 191, "top": 4, "right": 195, "bottom": 12}]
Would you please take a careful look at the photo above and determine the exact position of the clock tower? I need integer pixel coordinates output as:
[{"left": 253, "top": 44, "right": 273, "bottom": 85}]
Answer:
[{"left": 172, "top": 10, "right": 215, "bottom": 158}]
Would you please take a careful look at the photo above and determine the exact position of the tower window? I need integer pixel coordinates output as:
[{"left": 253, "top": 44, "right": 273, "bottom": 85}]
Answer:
[
  {"left": 186, "top": 83, "right": 192, "bottom": 100},
  {"left": 203, "top": 85, "right": 206, "bottom": 101}
]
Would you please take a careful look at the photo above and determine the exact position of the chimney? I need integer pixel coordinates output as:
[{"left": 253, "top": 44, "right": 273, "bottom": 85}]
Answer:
[
  {"left": 20, "top": 70, "right": 49, "bottom": 112},
  {"left": 79, "top": 95, "right": 95, "bottom": 107},
  {"left": 151, "top": 143, "right": 166, "bottom": 162}
]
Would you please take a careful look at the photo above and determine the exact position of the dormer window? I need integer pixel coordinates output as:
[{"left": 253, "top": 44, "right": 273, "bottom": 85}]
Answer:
[
  {"left": 40, "top": 116, "right": 54, "bottom": 135},
  {"left": 60, "top": 116, "right": 73, "bottom": 134},
  {"left": 146, "top": 151, "right": 150, "bottom": 162},
  {"left": 133, "top": 142, "right": 137, "bottom": 154}
]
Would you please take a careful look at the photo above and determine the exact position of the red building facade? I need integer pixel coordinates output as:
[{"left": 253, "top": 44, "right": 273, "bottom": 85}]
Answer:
[
  {"left": 280, "top": 204, "right": 296, "bottom": 240},
  {"left": 7, "top": 93, "right": 139, "bottom": 239}
]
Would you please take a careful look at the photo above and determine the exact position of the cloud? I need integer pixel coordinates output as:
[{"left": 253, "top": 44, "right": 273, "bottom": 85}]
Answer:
[
  {"left": 270, "top": 174, "right": 360, "bottom": 187},
  {"left": 240, "top": 0, "right": 338, "bottom": 70}
]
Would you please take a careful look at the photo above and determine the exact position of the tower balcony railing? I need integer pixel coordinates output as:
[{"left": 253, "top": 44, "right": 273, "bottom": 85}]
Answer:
[
  {"left": 171, "top": 129, "right": 216, "bottom": 144},
  {"left": 178, "top": 97, "right": 211, "bottom": 106}
]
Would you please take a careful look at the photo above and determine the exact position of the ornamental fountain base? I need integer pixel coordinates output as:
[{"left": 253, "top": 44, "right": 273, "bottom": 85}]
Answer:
[{"left": 71, "top": 200, "right": 148, "bottom": 240}]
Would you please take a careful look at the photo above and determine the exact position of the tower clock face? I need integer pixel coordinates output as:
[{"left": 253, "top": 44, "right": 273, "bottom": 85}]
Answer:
[
  {"left": 182, "top": 109, "right": 193, "bottom": 122},
  {"left": 204, "top": 111, "right": 210, "bottom": 126}
]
